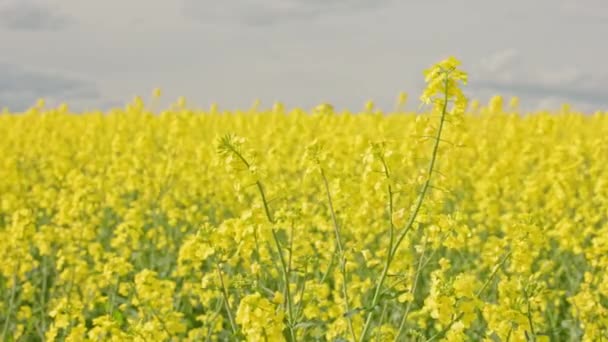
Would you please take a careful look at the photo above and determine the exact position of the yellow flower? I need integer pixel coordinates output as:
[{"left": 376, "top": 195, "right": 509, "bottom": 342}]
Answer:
[
  {"left": 272, "top": 291, "right": 285, "bottom": 305},
  {"left": 453, "top": 274, "right": 477, "bottom": 298},
  {"left": 398, "top": 292, "right": 414, "bottom": 303},
  {"left": 236, "top": 293, "right": 286, "bottom": 341}
]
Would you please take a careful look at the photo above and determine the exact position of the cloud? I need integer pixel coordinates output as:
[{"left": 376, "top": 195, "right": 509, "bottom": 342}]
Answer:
[
  {"left": 470, "top": 49, "right": 608, "bottom": 111},
  {"left": 0, "top": 64, "right": 100, "bottom": 111},
  {"left": 0, "top": 1, "right": 72, "bottom": 31},
  {"left": 559, "top": 0, "right": 608, "bottom": 22},
  {"left": 477, "top": 49, "right": 520, "bottom": 77},
  {"left": 475, "top": 79, "right": 607, "bottom": 108},
  {"left": 182, "top": 0, "right": 392, "bottom": 27}
]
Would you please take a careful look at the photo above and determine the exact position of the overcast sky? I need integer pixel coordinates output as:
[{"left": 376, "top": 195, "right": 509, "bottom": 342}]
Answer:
[{"left": 1, "top": 0, "right": 607, "bottom": 112}]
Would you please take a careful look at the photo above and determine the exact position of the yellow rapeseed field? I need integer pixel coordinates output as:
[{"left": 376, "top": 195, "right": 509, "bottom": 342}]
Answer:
[{"left": 1, "top": 58, "right": 607, "bottom": 341}]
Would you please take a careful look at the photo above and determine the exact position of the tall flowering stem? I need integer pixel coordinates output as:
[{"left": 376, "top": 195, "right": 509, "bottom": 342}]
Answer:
[
  {"left": 359, "top": 57, "right": 468, "bottom": 341},
  {"left": 304, "top": 140, "right": 357, "bottom": 341},
  {"left": 217, "top": 135, "right": 298, "bottom": 341}
]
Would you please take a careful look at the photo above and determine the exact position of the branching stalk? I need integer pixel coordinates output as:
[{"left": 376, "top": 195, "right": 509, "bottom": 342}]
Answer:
[
  {"left": 359, "top": 76, "right": 450, "bottom": 341},
  {"left": 220, "top": 139, "right": 298, "bottom": 341}
]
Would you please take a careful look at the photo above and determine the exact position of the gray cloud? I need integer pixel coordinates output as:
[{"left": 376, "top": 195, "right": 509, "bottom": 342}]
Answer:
[
  {"left": 475, "top": 80, "right": 608, "bottom": 106},
  {"left": 470, "top": 50, "right": 608, "bottom": 110},
  {"left": 0, "top": 64, "right": 100, "bottom": 111},
  {"left": 182, "top": 0, "right": 391, "bottom": 27},
  {"left": 0, "top": 1, "right": 606, "bottom": 112},
  {"left": 0, "top": 1, "right": 72, "bottom": 31}
]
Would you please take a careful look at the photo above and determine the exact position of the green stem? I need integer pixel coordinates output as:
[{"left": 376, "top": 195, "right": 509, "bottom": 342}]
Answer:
[
  {"left": 379, "top": 157, "right": 395, "bottom": 257},
  {"left": 320, "top": 168, "right": 357, "bottom": 342},
  {"left": 205, "top": 300, "right": 225, "bottom": 341},
  {"left": 271, "top": 230, "right": 297, "bottom": 342},
  {"left": 477, "top": 251, "right": 512, "bottom": 298},
  {"left": 288, "top": 222, "right": 294, "bottom": 282},
  {"left": 256, "top": 181, "right": 274, "bottom": 224},
  {"left": 376, "top": 302, "right": 388, "bottom": 342},
  {"left": 394, "top": 234, "right": 428, "bottom": 341},
  {"left": 524, "top": 288, "right": 536, "bottom": 341},
  {"left": 2, "top": 274, "right": 18, "bottom": 340},
  {"left": 216, "top": 264, "right": 239, "bottom": 336},
  {"left": 320, "top": 245, "right": 337, "bottom": 283},
  {"left": 40, "top": 256, "right": 49, "bottom": 334},
  {"left": 294, "top": 260, "right": 309, "bottom": 322},
  {"left": 425, "top": 313, "right": 462, "bottom": 342}
]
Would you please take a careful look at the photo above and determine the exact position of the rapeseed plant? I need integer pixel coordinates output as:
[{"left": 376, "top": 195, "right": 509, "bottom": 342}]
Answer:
[{"left": 0, "top": 56, "right": 606, "bottom": 341}]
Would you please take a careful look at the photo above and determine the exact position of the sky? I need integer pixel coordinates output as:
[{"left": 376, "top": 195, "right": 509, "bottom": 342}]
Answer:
[{"left": 1, "top": 0, "right": 607, "bottom": 112}]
